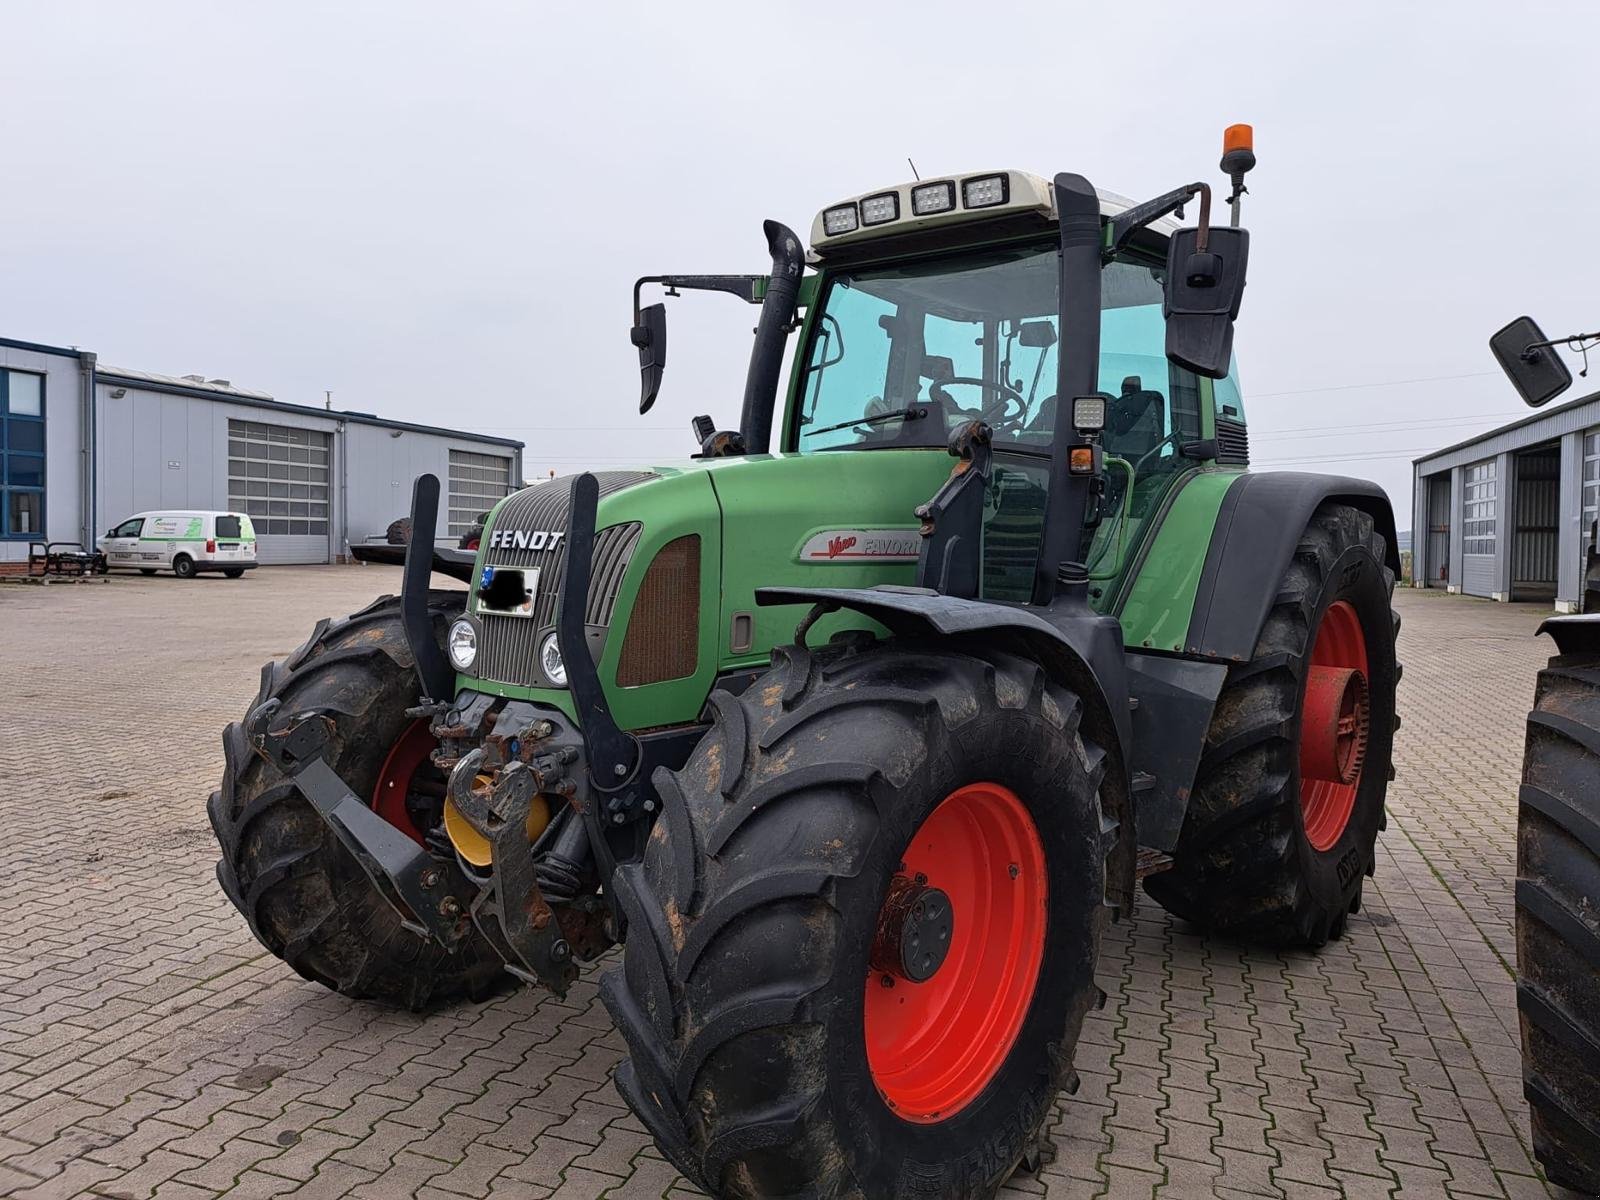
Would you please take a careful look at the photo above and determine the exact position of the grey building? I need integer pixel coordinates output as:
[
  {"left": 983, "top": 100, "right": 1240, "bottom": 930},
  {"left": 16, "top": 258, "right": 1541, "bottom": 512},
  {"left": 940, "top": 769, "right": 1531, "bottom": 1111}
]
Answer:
[
  {"left": 1411, "top": 391, "right": 1600, "bottom": 610},
  {"left": 0, "top": 335, "right": 522, "bottom": 567}
]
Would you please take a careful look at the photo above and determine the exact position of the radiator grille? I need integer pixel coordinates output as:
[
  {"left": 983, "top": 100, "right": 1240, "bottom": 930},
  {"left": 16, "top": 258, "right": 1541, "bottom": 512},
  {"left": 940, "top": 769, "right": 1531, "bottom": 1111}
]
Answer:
[
  {"left": 473, "top": 472, "right": 653, "bottom": 688},
  {"left": 1214, "top": 417, "right": 1249, "bottom": 466},
  {"left": 617, "top": 536, "right": 701, "bottom": 687}
]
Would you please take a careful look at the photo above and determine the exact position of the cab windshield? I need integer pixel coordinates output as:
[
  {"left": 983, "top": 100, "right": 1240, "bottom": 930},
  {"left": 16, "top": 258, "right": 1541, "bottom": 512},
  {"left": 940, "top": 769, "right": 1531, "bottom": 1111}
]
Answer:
[{"left": 791, "top": 239, "right": 1207, "bottom": 598}]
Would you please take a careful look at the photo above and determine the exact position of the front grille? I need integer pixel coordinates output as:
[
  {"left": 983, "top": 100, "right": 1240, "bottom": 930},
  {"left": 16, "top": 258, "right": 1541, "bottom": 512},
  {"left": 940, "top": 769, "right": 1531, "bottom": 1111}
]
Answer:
[
  {"left": 1215, "top": 417, "right": 1249, "bottom": 466},
  {"left": 474, "top": 472, "right": 653, "bottom": 688},
  {"left": 617, "top": 536, "right": 701, "bottom": 687}
]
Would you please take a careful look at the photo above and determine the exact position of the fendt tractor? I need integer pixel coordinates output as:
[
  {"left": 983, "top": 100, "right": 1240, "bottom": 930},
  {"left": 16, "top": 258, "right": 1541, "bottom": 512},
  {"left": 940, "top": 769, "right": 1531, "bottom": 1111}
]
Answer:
[
  {"left": 210, "top": 127, "right": 1404, "bottom": 1198},
  {"left": 1491, "top": 316, "right": 1600, "bottom": 1195}
]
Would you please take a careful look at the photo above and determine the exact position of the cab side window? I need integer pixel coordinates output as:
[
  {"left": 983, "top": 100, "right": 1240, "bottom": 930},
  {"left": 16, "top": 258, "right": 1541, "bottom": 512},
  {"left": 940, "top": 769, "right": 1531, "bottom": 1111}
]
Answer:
[
  {"left": 215, "top": 516, "right": 242, "bottom": 539},
  {"left": 112, "top": 518, "right": 143, "bottom": 538}
]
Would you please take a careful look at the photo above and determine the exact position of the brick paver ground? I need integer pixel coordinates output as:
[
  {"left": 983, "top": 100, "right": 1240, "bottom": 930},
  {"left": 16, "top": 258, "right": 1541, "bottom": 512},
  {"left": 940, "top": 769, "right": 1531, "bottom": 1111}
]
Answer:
[{"left": 0, "top": 569, "right": 1577, "bottom": 1198}]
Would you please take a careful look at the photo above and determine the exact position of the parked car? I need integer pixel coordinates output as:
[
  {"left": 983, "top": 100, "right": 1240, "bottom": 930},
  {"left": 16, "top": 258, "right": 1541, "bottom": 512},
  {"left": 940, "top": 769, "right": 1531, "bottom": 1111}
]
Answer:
[{"left": 100, "top": 510, "right": 258, "bottom": 579}]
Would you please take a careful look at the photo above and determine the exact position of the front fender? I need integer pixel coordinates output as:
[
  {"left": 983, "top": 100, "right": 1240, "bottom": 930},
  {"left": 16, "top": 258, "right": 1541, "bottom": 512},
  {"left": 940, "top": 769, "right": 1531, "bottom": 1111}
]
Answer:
[{"left": 755, "top": 584, "right": 1137, "bottom": 913}]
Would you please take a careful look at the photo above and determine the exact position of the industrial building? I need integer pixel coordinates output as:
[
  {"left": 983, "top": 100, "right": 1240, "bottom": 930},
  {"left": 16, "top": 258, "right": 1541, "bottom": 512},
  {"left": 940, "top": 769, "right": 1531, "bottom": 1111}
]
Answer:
[
  {"left": 1412, "top": 389, "right": 1600, "bottom": 610},
  {"left": 0, "top": 335, "right": 523, "bottom": 567}
]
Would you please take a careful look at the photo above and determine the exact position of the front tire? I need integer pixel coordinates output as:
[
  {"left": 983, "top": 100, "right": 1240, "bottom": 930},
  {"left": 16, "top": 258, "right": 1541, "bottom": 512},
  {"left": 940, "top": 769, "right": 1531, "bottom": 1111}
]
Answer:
[
  {"left": 603, "top": 637, "right": 1110, "bottom": 1198},
  {"left": 1518, "top": 644, "right": 1600, "bottom": 1194},
  {"left": 1144, "top": 502, "right": 1397, "bottom": 945},
  {"left": 207, "top": 591, "right": 504, "bottom": 1008}
]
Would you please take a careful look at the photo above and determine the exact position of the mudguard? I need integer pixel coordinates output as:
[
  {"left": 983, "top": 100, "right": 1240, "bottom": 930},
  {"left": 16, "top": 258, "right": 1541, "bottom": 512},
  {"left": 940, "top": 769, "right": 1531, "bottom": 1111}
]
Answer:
[
  {"left": 1537, "top": 613, "right": 1600, "bottom": 656},
  {"left": 755, "top": 583, "right": 1139, "bottom": 912},
  {"left": 1185, "top": 472, "right": 1400, "bottom": 662}
]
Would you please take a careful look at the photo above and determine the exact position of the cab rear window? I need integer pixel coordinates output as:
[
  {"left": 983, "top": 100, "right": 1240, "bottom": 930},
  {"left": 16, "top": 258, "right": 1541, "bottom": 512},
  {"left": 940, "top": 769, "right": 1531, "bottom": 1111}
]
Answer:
[{"left": 216, "top": 516, "right": 242, "bottom": 539}]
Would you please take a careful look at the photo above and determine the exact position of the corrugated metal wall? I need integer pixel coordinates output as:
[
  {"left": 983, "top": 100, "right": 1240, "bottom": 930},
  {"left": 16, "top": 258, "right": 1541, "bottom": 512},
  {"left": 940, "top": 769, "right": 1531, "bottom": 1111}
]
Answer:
[{"left": 1512, "top": 446, "right": 1560, "bottom": 599}]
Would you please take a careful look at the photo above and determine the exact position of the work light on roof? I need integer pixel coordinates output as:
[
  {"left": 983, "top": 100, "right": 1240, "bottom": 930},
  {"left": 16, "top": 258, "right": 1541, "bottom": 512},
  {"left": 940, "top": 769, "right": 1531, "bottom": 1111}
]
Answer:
[
  {"left": 962, "top": 174, "right": 1009, "bottom": 209},
  {"left": 822, "top": 204, "right": 860, "bottom": 236},
  {"left": 860, "top": 192, "right": 900, "bottom": 226},
  {"left": 911, "top": 181, "right": 956, "bottom": 215}
]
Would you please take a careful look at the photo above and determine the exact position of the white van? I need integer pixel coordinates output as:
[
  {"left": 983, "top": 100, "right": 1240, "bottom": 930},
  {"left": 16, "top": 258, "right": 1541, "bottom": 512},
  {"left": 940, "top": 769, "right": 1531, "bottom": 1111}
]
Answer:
[{"left": 100, "top": 511, "right": 259, "bottom": 579}]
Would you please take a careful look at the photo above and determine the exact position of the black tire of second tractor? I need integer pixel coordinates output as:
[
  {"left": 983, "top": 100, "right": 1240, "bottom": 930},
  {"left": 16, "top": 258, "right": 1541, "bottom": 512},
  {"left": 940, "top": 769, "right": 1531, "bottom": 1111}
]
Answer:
[
  {"left": 207, "top": 591, "right": 504, "bottom": 1009},
  {"left": 1144, "top": 502, "right": 1398, "bottom": 945},
  {"left": 602, "top": 636, "right": 1111, "bottom": 1199},
  {"left": 1517, "top": 645, "right": 1600, "bottom": 1195}
]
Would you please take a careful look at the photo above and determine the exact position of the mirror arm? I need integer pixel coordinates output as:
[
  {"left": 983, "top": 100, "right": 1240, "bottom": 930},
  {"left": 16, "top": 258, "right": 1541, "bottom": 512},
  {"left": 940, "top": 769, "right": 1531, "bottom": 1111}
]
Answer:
[
  {"left": 1521, "top": 329, "right": 1600, "bottom": 359},
  {"left": 1106, "top": 182, "right": 1212, "bottom": 260},
  {"left": 631, "top": 274, "right": 764, "bottom": 324}
]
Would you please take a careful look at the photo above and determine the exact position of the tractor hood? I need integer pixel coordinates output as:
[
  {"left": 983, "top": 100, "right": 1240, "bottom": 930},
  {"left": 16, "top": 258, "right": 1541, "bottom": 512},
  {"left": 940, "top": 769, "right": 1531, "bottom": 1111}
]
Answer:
[{"left": 458, "top": 449, "right": 954, "bottom": 729}]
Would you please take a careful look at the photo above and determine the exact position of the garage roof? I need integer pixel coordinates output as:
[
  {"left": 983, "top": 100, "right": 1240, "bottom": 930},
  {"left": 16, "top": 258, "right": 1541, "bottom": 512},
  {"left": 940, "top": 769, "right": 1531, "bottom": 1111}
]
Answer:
[
  {"left": 96, "top": 365, "right": 524, "bottom": 450},
  {"left": 1414, "top": 388, "right": 1600, "bottom": 476}
]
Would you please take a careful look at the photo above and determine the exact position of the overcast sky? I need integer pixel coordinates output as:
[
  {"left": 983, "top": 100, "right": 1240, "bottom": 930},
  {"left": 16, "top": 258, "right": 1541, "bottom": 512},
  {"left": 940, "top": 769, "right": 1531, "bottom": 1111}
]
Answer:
[{"left": 5, "top": 2, "right": 1597, "bottom": 519}]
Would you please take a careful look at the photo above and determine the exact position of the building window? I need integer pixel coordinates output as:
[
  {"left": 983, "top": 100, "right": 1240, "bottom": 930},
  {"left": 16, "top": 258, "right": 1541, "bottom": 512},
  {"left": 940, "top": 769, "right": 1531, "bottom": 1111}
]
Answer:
[
  {"left": 1462, "top": 459, "right": 1497, "bottom": 556},
  {"left": 226, "top": 419, "right": 330, "bottom": 536},
  {"left": 448, "top": 450, "right": 513, "bottom": 536},
  {"left": 1, "top": 370, "right": 45, "bottom": 539}
]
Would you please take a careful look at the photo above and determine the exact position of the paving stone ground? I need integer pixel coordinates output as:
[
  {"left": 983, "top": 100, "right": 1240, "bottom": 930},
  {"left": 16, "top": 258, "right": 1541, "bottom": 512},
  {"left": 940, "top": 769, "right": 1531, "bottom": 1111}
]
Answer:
[{"left": 0, "top": 569, "right": 1578, "bottom": 1198}]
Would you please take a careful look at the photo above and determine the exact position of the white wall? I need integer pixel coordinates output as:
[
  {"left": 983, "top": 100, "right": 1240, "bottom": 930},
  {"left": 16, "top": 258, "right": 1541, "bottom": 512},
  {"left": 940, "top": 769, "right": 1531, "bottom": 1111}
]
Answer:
[{"left": 0, "top": 344, "right": 86, "bottom": 563}]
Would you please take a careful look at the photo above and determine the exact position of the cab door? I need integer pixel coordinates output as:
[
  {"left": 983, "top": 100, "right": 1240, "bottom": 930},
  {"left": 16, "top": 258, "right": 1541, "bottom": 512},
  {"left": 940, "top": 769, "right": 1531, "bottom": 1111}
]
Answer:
[{"left": 102, "top": 517, "right": 144, "bottom": 568}]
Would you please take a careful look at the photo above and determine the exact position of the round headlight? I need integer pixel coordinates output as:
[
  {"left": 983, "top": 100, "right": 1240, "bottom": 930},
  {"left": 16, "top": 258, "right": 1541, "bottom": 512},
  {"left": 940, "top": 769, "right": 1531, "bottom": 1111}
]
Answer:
[
  {"left": 540, "top": 631, "right": 567, "bottom": 686},
  {"left": 447, "top": 618, "right": 477, "bottom": 671}
]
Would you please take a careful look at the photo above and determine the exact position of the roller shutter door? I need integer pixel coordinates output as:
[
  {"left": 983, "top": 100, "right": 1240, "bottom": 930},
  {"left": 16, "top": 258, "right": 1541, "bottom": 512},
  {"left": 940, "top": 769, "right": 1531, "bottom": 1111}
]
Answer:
[{"left": 227, "top": 419, "right": 332, "bottom": 564}]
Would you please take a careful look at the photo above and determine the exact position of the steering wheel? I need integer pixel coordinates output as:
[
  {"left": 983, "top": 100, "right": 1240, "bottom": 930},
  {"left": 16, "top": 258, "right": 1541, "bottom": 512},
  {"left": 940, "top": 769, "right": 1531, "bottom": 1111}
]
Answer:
[{"left": 932, "top": 377, "right": 1028, "bottom": 429}]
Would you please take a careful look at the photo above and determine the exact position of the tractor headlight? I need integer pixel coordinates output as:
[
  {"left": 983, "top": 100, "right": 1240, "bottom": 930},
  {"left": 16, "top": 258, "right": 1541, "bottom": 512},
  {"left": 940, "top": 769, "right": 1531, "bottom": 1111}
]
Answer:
[
  {"left": 859, "top": 192, "right": 899, "bottom": 226},
  {"left": 447, "top": 618, "right": 477, "bottom": 671},
  {"left": 911, "top": 181, "right": 956, "bottom": 215},
  {"left": 540, "top": 631, "right": 567, "bottom": 686}
]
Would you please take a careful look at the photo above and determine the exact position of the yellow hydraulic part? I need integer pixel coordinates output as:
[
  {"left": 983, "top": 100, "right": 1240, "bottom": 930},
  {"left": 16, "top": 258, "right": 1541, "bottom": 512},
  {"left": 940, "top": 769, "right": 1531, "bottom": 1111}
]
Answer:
[{"left": 443, "top": 775, "right": 552, "bottom": 867}]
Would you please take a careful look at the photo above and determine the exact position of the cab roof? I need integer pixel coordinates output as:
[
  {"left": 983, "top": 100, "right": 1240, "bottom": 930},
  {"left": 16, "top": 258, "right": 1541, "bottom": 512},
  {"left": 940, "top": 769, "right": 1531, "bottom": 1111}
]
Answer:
[{"left": 808, "top": 169, "right": 1178, "bottom": 259}]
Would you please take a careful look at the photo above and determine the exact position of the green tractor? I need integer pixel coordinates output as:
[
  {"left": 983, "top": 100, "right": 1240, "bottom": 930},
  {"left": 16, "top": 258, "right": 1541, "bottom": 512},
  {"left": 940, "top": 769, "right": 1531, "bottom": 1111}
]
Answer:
[
  {"left": 1491, "top": 316, "right": 1600, "bottom": 1195},
  {"left": 210, "top": 128, "right": 1401, "bottom": 1197}
]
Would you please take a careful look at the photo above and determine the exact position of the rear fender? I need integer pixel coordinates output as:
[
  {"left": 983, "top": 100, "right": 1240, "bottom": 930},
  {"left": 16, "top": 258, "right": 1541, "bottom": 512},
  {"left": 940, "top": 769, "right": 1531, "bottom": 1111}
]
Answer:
[
  {"left": 1185, "top": 472, "right": 1400, "bottom": 662},
  {"left": 756, "top": 585, "right": 1137, "bottom": 915}
]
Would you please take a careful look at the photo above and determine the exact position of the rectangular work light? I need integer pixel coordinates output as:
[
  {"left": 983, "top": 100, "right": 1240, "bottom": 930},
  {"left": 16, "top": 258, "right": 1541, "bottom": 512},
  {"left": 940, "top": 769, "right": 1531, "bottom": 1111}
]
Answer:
[
  {"left": 859, "top": 192, "right": 900, "bottom": 225},
  {"left": 1071, "top": 396, "right": 1107, "bottom": 431},
  {"left": 822, "top": 204, "right": 860, "bottom": 235},
  {"left": 911, "top": 181, "right": 956, "bottom": 215},
  {"left": 962, "top": 174, "right": 1010, "bottom": 209}
]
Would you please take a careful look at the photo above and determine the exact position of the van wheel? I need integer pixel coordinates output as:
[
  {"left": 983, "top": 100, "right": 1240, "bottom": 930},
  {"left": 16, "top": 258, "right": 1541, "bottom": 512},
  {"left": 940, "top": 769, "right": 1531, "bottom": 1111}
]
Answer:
[
  {"left": 173, "top": 555, "right": 197, "bottom": 579},
  {"left": 224, "top": 568, "right": 246, "bottom": 579},
  {"left": 139, "top": 569, "right": 156, "bottom": 576}
]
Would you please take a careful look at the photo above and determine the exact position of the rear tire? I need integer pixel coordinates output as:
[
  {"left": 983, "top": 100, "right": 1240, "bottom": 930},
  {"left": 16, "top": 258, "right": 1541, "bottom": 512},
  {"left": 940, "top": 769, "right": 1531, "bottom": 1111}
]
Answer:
[
  {"left": 173, "top": 554, "right": 196, "bottom": 579},
  {"left": 207, "top": 591, "right": 504, "bottom": 1008},
  {"left": 603, "top": 637, "right": 1110, "bottom": 1198},
  {"left": 1144, "top": 502, "right": 1397, "bottom": 945},
  {"left": 224, "top": 567, "right": 246, "bottom": 579},
  {"left": 1518, "top": 646, "right": 1600, "bottom": 1194}
]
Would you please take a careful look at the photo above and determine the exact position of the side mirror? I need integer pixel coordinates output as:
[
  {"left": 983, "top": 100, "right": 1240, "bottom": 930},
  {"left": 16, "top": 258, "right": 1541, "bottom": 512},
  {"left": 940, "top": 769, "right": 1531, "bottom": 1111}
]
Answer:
[
  {"left": 1163, "top": 226, "right": 1249, "bottom": 379},
  {"left": 1490, "top": 316, "right": 1572, "bottom": 408},
  {"left": 1018, "top": 320, "right": 1057, "bottom": 349},
  {"left": 922, "top": 354, "right": 955, "bottom": 382},
  {"left": 632, "top": 303, "right": 668, "bottom": 414}
]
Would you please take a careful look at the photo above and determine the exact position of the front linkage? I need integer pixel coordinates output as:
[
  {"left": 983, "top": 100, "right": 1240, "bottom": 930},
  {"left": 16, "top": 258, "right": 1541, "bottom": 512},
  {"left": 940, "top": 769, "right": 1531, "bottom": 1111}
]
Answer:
[{"left": 244, "top": 471, "right": 676, "bottom": 996}]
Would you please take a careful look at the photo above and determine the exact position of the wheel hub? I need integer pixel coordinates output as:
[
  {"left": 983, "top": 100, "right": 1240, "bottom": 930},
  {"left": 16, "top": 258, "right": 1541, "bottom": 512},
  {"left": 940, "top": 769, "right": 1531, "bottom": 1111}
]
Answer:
[
  {"left": 1301, "top": 665, "right": 1370, "bottom": 786},
  {"left": 870, "top": 875, "right": 954, "bottom": 984}
]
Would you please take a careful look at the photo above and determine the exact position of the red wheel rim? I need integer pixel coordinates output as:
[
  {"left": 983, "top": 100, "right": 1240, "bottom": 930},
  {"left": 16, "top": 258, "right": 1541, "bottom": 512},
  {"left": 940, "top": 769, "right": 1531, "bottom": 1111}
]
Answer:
[
  {"left": 371, "top": 719, "right": 435, "bottom": 846},
  {"left": 1298, "top": 600, "right": 1370, "bottom": 852},
  {"left": 864, "top": 782, "right": 1047, "bottom": 1123}
]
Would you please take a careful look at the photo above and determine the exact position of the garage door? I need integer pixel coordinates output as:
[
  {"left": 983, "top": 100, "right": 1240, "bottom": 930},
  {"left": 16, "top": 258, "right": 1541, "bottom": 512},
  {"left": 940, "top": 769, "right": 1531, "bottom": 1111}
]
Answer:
[
  {"left": 448, "top": 450, "right": 514, "bottom": 538},
  {"left": 1461, "top": 458, "right": 1497, "bottom": 597},
  {"left": 227, "top": 419, "right": 332, "bottom": 564}
]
